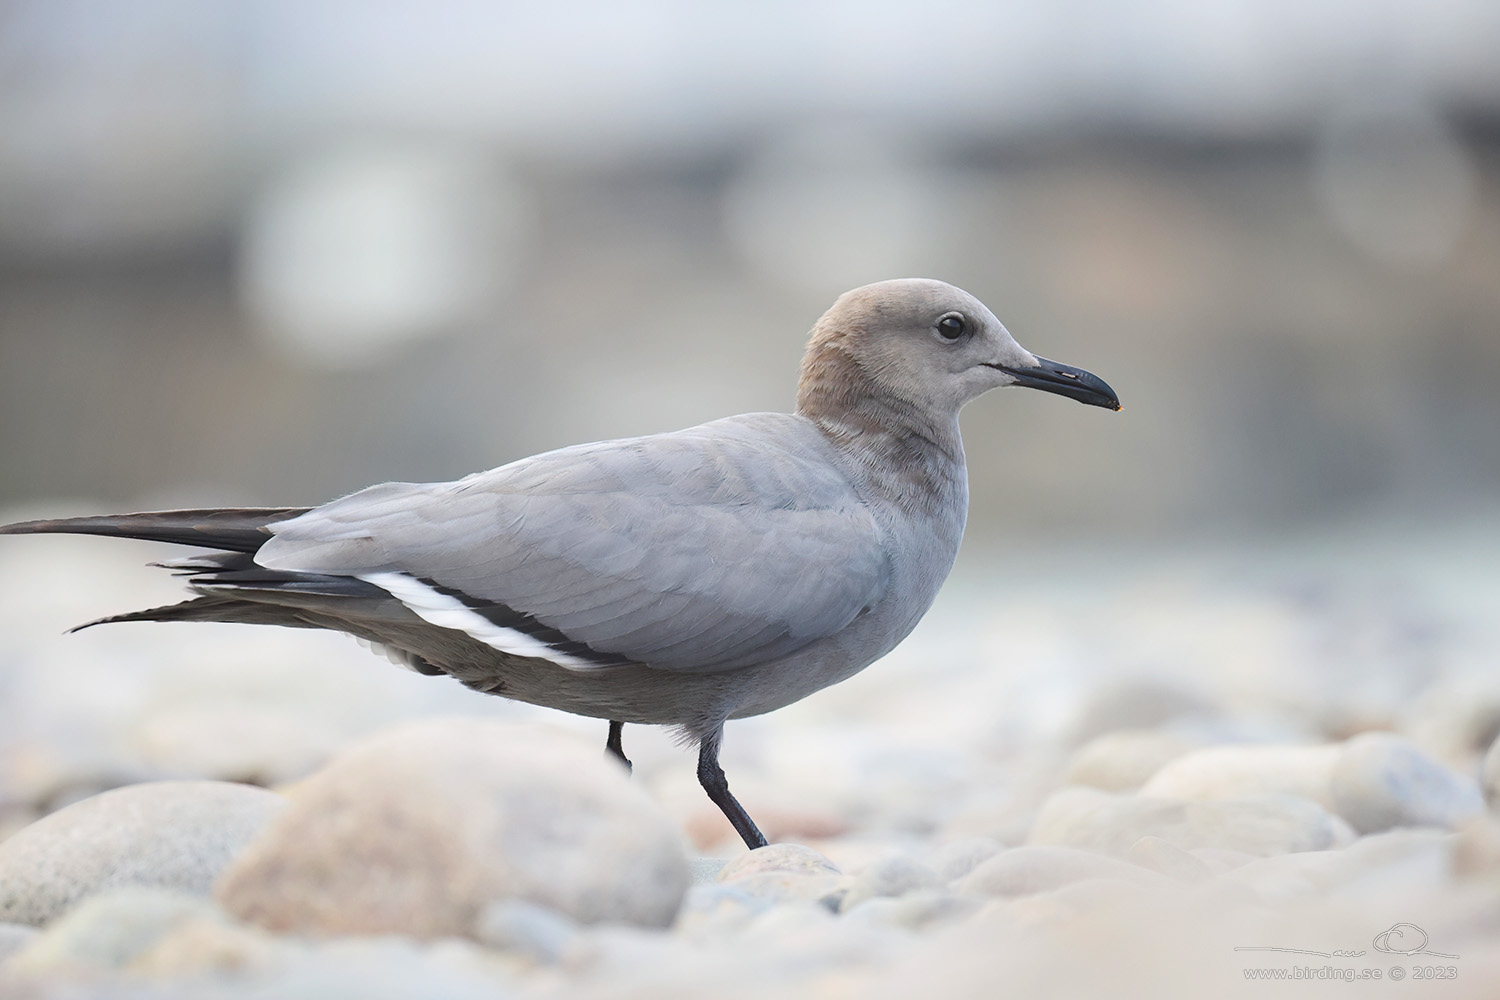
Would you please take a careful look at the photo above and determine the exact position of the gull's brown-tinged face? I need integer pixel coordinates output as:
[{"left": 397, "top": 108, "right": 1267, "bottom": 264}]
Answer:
[{"left": 840, "top": 279, "right": 1121, "bottom": 414}]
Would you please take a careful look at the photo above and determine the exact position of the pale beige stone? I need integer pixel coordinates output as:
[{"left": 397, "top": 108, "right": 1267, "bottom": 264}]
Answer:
[{"left": 216, "top": 719, "right": 689, "bottom": 937}]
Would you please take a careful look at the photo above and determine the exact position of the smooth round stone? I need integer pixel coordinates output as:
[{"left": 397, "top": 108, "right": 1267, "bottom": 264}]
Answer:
[
  {"left": 837, "top": 854, "right": 944, "bottom": 913},
  {"left": 5, "top": 887, "right": 216, "bottom": 973},
  {"left": 1400, "top": 673, "right": 1500, "bottom": 766},
  {"left": 716, "top": 843, "right": 841, "bottom": 881},
  {"left": 957, "top": 845, "right": 1168, "bottom": 898},
  {"left": 0, "top": 780, "right": 285, "bottom": 926},
  {"left": 1139, "top": 743, "right": 1342, "bottom": 809},
  {"left": 473, "top": 899, "right": 583, "bottom": 965},
  {"left": 926, "top": 837, "right": 1004, "bottom": 882},
  {"left": 714, "top": 843, "right": 842, "bottom": 911},
  {"left": 1063, "top": 729, "right": 1204, "bottom": 792},
  {"left": 217, "top": 719, "right": 689, "bottom": 937},
  {"left": 1028, "top": 786, "right": 1352, "bottom": 858},
  {"left": 1330, "top": 731, "right": 1484, "bottom": 834},
  {"left": 716, "top": 871, "right": 843, "bottom": 908},
  {"left": 674, "top": 884, "right": 774, "bottom": 938}
]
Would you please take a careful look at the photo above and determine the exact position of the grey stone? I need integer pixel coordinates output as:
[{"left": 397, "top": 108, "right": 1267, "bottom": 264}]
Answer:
[
  {"left": 1028, "top": 786, "right": 1352, "bottom": 858},
  {"left": 473, "top": 898, "right": 583, "bottom": 965},
  {"left": 0, "top": 780, "right": 285, "bottom": 926},
  {"left": 5, "top": 887, "right": 215, "bottom": 973},
  {"left": 837, "top": 854, "right": 944, "bottom": 913},
  {"left": 217, "top": 719, "right": 689, "bottom": 937},
  {"left": 674, "top": 883, "right": 774, "bottom": 938},
  {"left": 957, "top": 845, "right": 1168, "bottom": 897},
  {"left": 1330, "top": 731, "right": 1484, "bottom": 834}
]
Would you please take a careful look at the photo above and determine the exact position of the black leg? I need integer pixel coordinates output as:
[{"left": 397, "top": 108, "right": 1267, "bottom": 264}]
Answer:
[
  {"left": 697, "top": 725, "right": 767, "bottom": 850},
  {"left": 606, "top": 720, "right": 632, "bottom": 773}
]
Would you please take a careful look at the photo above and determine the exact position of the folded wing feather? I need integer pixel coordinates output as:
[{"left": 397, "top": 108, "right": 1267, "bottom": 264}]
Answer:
[{"left": 256, "top": 414, "right": 890, "bottom": 673}]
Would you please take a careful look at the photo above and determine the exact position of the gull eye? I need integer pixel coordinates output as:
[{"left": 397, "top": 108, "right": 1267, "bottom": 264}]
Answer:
[{"left": 936, "top": 314, "right": 967, "bottom": 341}]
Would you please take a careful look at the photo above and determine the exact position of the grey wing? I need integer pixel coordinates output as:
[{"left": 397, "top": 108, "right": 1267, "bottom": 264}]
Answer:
[{"left": 254, "top": 416, "right": 890, "bottom": 673}]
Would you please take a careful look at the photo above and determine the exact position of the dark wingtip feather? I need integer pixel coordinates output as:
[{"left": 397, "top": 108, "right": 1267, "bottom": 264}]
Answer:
[{"left": 0, "top": 508, "right": 313, "bottom": 553}]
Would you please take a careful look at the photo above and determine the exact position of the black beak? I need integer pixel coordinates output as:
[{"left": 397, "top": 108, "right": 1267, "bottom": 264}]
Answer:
[{"left": 988, "top": 356, "right": 1121, "bottom": 411}]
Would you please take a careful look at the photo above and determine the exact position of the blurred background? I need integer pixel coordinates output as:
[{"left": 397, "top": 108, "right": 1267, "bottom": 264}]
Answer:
[{"left": 2, "top": 0, "right": 1497, "bottom": 546}]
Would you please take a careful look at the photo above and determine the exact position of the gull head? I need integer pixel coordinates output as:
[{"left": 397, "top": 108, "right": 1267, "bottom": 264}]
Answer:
[{"left": 797, "top": 278, "right": 1120, "bottom": 425}]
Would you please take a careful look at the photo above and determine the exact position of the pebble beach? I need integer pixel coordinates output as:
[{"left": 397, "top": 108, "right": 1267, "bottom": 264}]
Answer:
[{"left": 2, "top": 513, "right": 1498, "bottom": 998}]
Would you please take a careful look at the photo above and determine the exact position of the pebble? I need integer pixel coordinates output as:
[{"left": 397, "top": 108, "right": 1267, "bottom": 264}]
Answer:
[
  {"left": 1062, "top": 729, "right": 1204, "bottom": 792},
  {"left": 715, "top": 871, "right": 843, "bottom": 908},
  {"left": 4, "top": 887, "right": 216, "bottom": 973},
  {"left": 956, "top": 845, "right": 1167, "bottom": 897},
  {"left": 674, "top": 883, "right": 775, "bottom": 938},
  {"left": 710, "top": 843, "right": 845, "bottom": 910},
  {"left": 716, "top": 843, "right": 841, "bottom": 880},
  {"left": 926, "top": 837, "right": 1004, "bottom": 881},
  {"left": 1399, "top": 671, "right": 1500, "bottom": 766},
  {"left": 0, "top": 780, "right": 285, "bottom": 926},
  {"left": 1138, "top": 742, "right": 1341, "bottom": 808},
  {"left": 836, "top": 854, "right": 944, "bottom": 913},
  {"left": 472, "top": 898, "right": 584, "bottom": 965},
  {"left": 216, "top": 718, "right": 689, "bottom": 937},
  {"left": 1329, "top": 731, "right": 1485, "bottom": 833},
  {"left": 1028, "top": 786, "right": 1353, "bottom": 858}
]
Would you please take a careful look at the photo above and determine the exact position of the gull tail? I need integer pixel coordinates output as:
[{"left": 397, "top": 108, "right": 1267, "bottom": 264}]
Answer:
[
  {"left": 1, "top": 505, "right": 436, "bottom": 674},
  {"left": 2, "top": 507, "right": 326, "bottom": 630}
]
